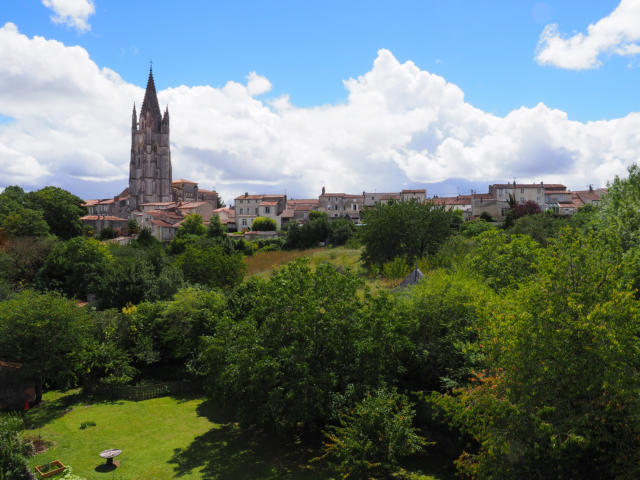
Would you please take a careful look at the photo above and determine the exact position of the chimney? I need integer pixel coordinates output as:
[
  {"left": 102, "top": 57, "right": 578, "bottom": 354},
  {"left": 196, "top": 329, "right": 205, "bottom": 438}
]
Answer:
[
  {"left": 244, "top": 192, "right": 248, "bottom": 197},
  {"left": 322, "top": 186, "right": 326, "bottom": 195}
]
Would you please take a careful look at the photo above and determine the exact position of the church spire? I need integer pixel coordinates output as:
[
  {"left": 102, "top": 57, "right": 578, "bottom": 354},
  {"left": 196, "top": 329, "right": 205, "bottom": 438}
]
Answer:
[
  {"left": 140, "top": 66, "right": 162, "bottom": 128},
  {"left": 132, "top": 102, "right": 137, "bottom": 130}
]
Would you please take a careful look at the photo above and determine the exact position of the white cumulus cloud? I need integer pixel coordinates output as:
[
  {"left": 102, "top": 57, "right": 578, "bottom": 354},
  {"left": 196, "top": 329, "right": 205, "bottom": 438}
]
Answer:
[
  {"left": 536, "top": 0, "right": 640, "bottom": 69},
  {"left": 42, "top": 0, "right": 95, "bottom": 33},
  {"left": 246, "top": 72, "right": 272, "bottom": 96},
  {"left": 0, "top": 22, "right": 637, "bottom": 203}
]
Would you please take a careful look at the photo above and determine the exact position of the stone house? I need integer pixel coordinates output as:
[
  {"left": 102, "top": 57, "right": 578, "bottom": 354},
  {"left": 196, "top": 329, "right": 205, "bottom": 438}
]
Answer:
[
  {"left": 319, "top": 187, "right": 363, "bottom": 221},
  {"left": 429, "top": 194, "right": 473, "bottom": 219},
  {"left": 235, "top": 193, "right": 287, "bottom": 230},
  {"left": 177, "top": 201, "right": 213, "bottom": 223},
  {"left": 280, "top": 199, "right": 319, "bottom": 228}
]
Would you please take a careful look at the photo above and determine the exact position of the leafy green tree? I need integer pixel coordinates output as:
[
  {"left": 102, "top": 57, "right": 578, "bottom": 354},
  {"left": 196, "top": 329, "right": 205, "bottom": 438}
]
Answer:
[
  {"left": 285, "top": 215, "right": 329, "bottom": 249},
  {"left": 176, "top": 214, "right": 206, "bottom": 238},
  {"left": 317, "top": 389, "right": 426, "bottom": 480},
  {"left": 0, "top": 290, "right": 93, "bottom": 399},
  {"left": 0, "top": 186, "right": 27, "bottom": 218},
  {"left": 435, "top": 229, "right": 640, "bottom": 479},
  {"left": 98, "top": 226, "right": 118, "bottom": 240},
  {"left": 328, "top": 218, "right": 355, "bottom": 245},
  {"left": 0, "top": 414, "right": 31, "bottom": 480},
  {"left": 194, "top": 260, "right": 406, "bottom": 432},
  {"left": 127, "top": 219, "right": 139, "bottom": 235},
  {"left": 506, "top": 211, "right": 566, "bottom": 245},
  {"left": 177, "top": 244, "right": 245, "bottom": 288},
  {"left": 90, "top": 244, "right": 183, "bottom": 309},
  {"left": 26, "top": 186, "right": 86, "bottom": 239},
  {"left": 467, "top": 229, "right": 541, "bottom": 292},
  {"left": 251, "top": 216, "right": 277, "bottom": 231},
  {"left": 309, "top": 210, "right": 328, "bottom": 221},
  {"left": 396, "top": 269, "right": 493, "bottom": 391},
  {"left": 360, "top": 200, "right": 456, "bottom": 267},
  {"left": 155, "top": 287, "right": 227, "bottom": 361},
  {"left": 207, "top": 215, "right": 225, "bottom": 237},
  {"left": 460, "top": 219, "right": 493, "bottom": 238},
  {"left": 0, "top": 236, "right": 58, "bottom": 287},
  {"left": 0, "top": 207, "right": 50, "bottom": 237},
  {"left": 38, "top": 237, "right": 112, "bottom": 299}
]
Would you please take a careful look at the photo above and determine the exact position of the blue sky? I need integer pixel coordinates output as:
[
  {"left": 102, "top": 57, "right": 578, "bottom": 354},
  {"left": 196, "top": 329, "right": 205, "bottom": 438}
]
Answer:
[
  {"left": 3, "top": 0, "right": 627, "bottom": 119},
  {"left": 1, "top": 0, "right": 640, "bottom": 200}
]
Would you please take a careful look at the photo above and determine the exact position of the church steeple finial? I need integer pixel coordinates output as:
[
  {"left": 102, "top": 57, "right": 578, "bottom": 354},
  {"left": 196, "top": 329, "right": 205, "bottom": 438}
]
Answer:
[
  {"left": 132, "top": 102, "right": 137, "bottom": 129},
  {"left": 140, "top": 65, "right": 162, "bottom": 128}
]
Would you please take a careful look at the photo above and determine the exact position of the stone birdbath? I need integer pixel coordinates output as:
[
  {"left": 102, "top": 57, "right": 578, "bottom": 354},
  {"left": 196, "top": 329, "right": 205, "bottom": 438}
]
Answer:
[{"left": 99, "top": 448, "right": 122, "bottom": 467}]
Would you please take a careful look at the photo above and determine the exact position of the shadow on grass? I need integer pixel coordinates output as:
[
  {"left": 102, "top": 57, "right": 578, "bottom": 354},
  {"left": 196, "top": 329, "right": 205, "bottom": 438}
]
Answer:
[
  {"left": 168, "top": 400, "right": 324, "bottom": 480},
  {"left": 94, "top": 463, "right": 117, "bottom": 473},
  {"left": 24, "top": 390, "right": 125, "bottom": 430},
  {"left": 23, "top": 390, "right": 84, "bottom": 429}
]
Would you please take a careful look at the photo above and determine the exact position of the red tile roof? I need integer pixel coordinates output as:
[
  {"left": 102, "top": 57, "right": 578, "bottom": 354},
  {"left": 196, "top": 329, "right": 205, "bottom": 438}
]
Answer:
[
  {"left": 172, "top": 179, "right": 197, "bottom": 184},
  {"left": 178, "top": 201, "right": 208, "bottom": 209},
  {"left": 140, "top": 201, "right": 176, "bottom": 207},
  {"left": 80, "top": 215, "right": 128, "bottom": 221},
  {"left": 151, "top": 219, "right": 177, "bottom": 228}
]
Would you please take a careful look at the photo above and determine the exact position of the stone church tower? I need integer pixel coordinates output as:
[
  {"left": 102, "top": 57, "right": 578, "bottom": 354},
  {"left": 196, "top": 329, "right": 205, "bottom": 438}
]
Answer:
[{"left": 129, "top": 68, "right": 172, "bottom": 211}]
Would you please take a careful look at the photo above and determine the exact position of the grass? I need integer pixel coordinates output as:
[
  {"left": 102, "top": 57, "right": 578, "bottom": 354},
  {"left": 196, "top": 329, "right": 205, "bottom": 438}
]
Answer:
[
  {"left": 244, "top": 246, "right": 364, "bottom": 278},
  {"left": 25, "top": 391, "right": 326, "bottom": 480},
  {"left": 244, "top": 246, "right": 405, "bottom": 292}
]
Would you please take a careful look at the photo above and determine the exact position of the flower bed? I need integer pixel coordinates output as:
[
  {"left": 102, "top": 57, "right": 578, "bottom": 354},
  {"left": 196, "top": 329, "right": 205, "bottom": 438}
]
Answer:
[{"left": 35, "top": 460, "right": 65, "bottom": 478}]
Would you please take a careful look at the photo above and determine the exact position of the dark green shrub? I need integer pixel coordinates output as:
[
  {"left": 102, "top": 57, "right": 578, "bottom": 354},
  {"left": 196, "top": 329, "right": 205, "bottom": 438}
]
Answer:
[{"left": 317, "top": 389, "right": 426, "bottom": 479}]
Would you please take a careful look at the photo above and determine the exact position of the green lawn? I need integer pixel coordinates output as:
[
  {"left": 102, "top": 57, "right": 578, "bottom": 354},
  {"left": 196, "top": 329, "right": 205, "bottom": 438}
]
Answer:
[{"left": 25, "top": 391, "right": 325, "bottom": 480}]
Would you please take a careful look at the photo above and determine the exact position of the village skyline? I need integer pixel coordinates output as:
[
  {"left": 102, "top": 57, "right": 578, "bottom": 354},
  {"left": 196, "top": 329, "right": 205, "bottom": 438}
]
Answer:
[{"left": 1, "top": 1, "right": 639, "bottom": 203}]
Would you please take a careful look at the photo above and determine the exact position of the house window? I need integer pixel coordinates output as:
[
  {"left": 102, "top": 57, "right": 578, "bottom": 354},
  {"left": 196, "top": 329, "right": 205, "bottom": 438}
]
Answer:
[
  {"left": 242, "top": 219, "right": 247, "bottom": 226},
  {"left": 520, "top": 188, "right": 524, "bottom": 193},
  {"left": 520, "top": 197, "right": 525, "bottom": 204},
  {"left": 352, "top": 204, "right": 358, "bottom": 210},
  {"left": 239, "top": 208, "right": 243, "bottom": 214},
  {"left": 255, "top": 208, "right": 258, "bottom": 214},
  {"left": 265, "top": 206, "right": 271, "bottom": 214}
]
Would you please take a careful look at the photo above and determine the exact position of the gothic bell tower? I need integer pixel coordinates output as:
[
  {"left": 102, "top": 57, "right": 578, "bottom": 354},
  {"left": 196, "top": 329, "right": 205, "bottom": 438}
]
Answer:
[{"left": 129, "top": 67, "right": 172, "bottom": 211}]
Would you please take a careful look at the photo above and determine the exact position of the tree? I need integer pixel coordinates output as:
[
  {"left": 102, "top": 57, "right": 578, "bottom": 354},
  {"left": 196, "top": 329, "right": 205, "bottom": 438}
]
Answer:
[
  {"left": 461, "top": 219, "right": 493, "bottom": 238},
  {"left": 177, "top": 244, "right": 245, "bottom": 288},
  {"left": 435, "top": 229, "right": 640, "bottom": 478},
  {"left": 285, "top": 215, "right": 329, "bottom": 249},
  {"left": 127, "top": 219, "right": 139, "bottom": 235},
  {"left": 0, "top": 208, "right": 50, "bottom": 237},
  {"left": 0, "top": 290, "right": 93, "bottom": 399},
  {"left": 396, "top": 269, "right": 493, "bottom": 391},
  {"left": 207, "top": 215, "right": 225, "bottom": 237},
  {"left": 176, "top": 214, "right": 206, "bottom": 238},
  {"left": 0, "top": 236, "right": 58, "bottom": 287},
  {"left": 194, "top": 260, "right": 406, "bottom": 432},
  {"left": 26, "top": 186, "right": 86, "bottom": 240},
  {"left": 38, "top": 237, "right": 112, "bottom": 299},
  {"left": 317, "top": 389, "right": 426, "bottom": 479},
  {"left": 506, "top": 211, "right": 566, "bottom": 245},
  {"left": 251, "top": 216, "right": 277, "bottom": 231},
  {"left": 98, "top": 226, "right": 118, "bottom": 240},
  {"left": 91, "top": 244, "right": 183, "bottom": 309},
  {"left": 360, "top": 200, "right": 456, "bottom": 267},
  {"left": 327, "top": 218, "right": 355, "bottom": 245},
  {"left": 467, "top": 229, "right": 541, "bottom": 292}
]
